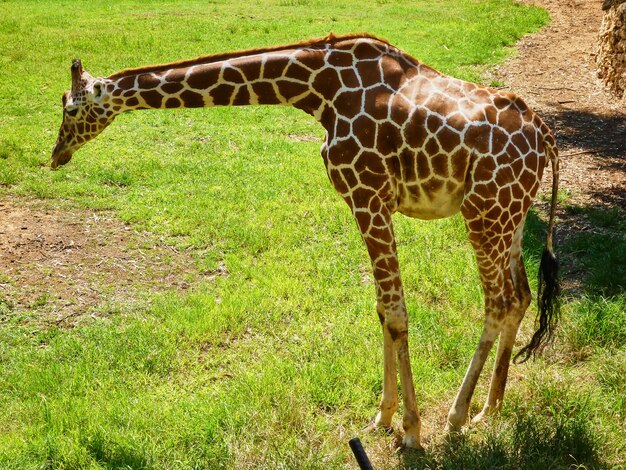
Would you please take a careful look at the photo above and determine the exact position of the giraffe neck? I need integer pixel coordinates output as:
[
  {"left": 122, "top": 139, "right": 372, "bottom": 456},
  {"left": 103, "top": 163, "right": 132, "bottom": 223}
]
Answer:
[{"left": 104, "top": 44, "right": 338, "bottom": 122}]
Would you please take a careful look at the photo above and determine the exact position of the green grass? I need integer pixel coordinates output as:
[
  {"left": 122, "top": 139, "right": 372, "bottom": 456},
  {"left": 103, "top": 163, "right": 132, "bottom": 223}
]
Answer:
[
  {"left": 2, "top": 1, "right": 625, "bottom": 468},
  {"left": 562, "top": 218, "right": 626, "bottom": 297}
]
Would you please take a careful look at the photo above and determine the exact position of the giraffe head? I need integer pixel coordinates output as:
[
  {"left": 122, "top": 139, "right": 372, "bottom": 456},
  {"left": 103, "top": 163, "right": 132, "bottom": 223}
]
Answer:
[{"left": 51, "top": 59, "right": 116, "bottom": 168}]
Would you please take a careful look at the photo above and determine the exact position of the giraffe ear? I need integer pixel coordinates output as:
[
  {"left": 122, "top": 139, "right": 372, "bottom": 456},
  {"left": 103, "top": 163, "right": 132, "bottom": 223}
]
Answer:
[{"left": 71, "top": 59, "right": 83, "bottom": 92}]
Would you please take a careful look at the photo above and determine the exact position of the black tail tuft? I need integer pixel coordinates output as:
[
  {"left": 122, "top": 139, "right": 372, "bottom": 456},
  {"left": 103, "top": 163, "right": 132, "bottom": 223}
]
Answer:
[{"left": 514, "top": 248, "right": 561, "bottom": 364}]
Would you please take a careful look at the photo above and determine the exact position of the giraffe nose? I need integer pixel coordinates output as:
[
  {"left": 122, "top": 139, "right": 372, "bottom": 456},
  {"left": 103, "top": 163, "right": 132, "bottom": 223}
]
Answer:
[{"left": 51, "top": 141, "right": 73, "bottom": 169}]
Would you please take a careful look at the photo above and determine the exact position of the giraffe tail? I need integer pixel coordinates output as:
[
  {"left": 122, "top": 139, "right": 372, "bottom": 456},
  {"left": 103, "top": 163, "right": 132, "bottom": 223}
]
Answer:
[{"left": 514, "top": 137, "right": 561, "bottom": 364}]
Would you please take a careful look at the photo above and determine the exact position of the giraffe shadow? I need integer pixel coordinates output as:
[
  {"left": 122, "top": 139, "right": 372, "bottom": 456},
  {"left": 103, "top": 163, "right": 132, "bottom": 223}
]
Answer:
[{"left": 397, "top": 410, "right": 606, "bottom": 470}]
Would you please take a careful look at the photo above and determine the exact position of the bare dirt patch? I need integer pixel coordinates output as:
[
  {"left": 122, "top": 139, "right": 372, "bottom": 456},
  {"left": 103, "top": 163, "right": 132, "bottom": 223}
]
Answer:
[{"left": 0, "top": 195, "right": 218, "bottom": 327}]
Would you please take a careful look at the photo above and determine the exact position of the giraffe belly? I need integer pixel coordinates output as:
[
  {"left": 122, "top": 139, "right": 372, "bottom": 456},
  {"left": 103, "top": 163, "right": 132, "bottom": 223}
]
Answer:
[{"left": 396, "top": 183, "right": 464, "bottom": 220}]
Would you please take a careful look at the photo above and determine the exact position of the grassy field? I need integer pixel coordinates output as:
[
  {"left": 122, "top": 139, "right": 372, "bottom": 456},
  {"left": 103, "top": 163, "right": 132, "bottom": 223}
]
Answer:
[{"left": 1, "top": 0, "right": 625, "bottom": 468}]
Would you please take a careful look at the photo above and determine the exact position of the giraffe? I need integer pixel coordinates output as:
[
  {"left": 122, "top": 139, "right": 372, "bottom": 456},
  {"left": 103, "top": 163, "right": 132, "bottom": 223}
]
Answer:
[{"left": 51, "top": 33, "right": 560, "bottom": 449}]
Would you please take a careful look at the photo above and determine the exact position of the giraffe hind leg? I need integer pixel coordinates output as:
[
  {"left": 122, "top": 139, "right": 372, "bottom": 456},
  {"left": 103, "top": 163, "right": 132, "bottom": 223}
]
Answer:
[
  {"left": 446, "top": 321, "right": 500, "bottom": 431},
  {"left": 472, "top": 221, "right": 532, "bottom": 423},
  {"left": 447, "top": 208, "right": 520, "bottom": 431}
]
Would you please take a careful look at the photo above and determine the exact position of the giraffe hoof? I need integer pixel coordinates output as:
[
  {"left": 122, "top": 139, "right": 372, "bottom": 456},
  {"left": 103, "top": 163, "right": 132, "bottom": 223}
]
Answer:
[
  {"left": 400, "top": 433, "right": 423, "bottom": 450},
  {"left": 472, "top": 405, "right": 500, "bottom": 425},
  {"left": 444, "top": 421, "right": 463, "bottom": 434},
  {"left": 364, "top": 420, "right": 394, "bottom": 436},
  {"left": 471, "top": 410, "right": 487, "bottom": 425}
]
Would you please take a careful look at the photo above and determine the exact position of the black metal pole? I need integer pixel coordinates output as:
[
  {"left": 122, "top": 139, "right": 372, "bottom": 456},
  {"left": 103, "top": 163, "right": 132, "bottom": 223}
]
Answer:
[{"left": 349, "top": 437, "right": 373, "bottom": 470}]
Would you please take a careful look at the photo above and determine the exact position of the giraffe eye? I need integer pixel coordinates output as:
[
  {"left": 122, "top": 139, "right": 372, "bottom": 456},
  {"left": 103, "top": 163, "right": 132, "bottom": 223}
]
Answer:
[
  {"left": 93, "top": 82, "right": 103, "bottom": 99},
  {"left": 66, "top": 106, "right": 79, "bottom": 117}
]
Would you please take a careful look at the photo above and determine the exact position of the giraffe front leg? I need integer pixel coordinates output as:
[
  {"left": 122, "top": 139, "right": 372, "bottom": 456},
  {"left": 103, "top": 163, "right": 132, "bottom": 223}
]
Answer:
[
  {"left": 396, "top": 327, "right": 421, "bottom": 448},
  {"left": 375, "top": 284, "right": 421, "bottom": 448},
  {"left": 373, "top": 304, "right": 398, "bottom": 430},
  {"left": 354, "top": 203, "right": 421, "bottom": 448}
]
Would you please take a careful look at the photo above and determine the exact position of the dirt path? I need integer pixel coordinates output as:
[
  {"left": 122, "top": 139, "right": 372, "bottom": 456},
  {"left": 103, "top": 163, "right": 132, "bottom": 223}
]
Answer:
[{"left": 492, "top": 0, "right": 625, "bottom": 210}]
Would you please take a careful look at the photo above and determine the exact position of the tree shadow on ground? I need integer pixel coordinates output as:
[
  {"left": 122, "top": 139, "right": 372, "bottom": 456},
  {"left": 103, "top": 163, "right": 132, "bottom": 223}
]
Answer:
[
  {"left": 524, "top": 204, "right": 626, "bottom": 298},
  {"left": 542, "top": 109, "right": 626, "bottom": 160},
  {"left": 558, "top": 205, "right": 626, "bottom": 297},
  {"left": 541, "top": 109, "right": 626, "bottom": 209}
]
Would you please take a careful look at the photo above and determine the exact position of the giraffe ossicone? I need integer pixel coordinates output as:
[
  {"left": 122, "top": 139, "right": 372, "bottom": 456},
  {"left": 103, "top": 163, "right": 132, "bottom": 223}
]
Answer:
[{"left": 51, "top": 34, "right": 561, "bottom": 448}]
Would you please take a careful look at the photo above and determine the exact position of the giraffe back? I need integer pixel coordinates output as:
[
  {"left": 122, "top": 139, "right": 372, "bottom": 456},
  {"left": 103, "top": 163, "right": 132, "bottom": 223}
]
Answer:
[{"left": 319, "top": 38, "right": 552, "bottom": 222}]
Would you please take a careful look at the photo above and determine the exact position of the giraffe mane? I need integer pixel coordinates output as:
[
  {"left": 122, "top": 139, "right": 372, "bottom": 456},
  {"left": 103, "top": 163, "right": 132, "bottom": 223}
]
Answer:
[{"left": 107, "top": 33, "right": 392, "bottom": 79}]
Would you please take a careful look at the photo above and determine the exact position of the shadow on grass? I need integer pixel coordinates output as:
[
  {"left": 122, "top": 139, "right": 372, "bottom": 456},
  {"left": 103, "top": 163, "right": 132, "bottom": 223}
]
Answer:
[
  {"left": 523, "top": 200, "right": 626, "bottom": 298},
  {"left": 400, "top": 411, "right": 605, "bottom": 470},
  {"left": 521, "top": 107, "right": 626, "bottom": 296},
  {"left": 559, "top": 204, "right": 626, "bottom": 298},
  {"left": 82, "top": 433, "right": 152, "bottom": 470}
]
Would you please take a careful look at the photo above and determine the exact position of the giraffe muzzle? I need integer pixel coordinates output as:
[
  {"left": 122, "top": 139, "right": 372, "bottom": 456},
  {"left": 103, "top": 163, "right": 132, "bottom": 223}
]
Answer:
[{"left": 50, "top": 142, "right": 73, "bottom": 169}]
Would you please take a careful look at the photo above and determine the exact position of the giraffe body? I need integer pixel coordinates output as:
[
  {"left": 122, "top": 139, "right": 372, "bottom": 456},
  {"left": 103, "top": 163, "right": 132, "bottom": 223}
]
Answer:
[{"left": 52, "top": 34, "right": 560, "bottom": 448}]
